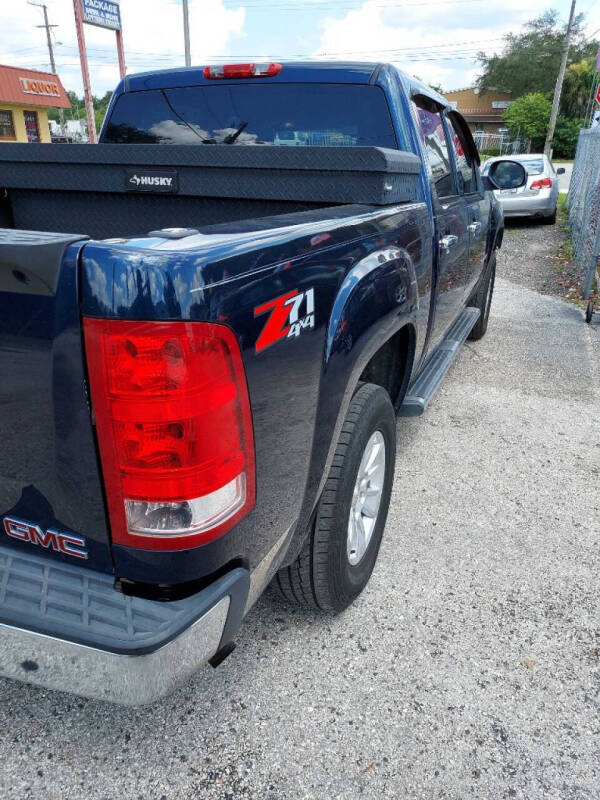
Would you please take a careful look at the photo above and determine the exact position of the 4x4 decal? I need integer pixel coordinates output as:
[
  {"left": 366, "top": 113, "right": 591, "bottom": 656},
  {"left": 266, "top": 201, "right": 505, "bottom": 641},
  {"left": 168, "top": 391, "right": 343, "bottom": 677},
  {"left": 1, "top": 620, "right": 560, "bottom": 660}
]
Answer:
[{"left": 254, "top": 288, "right": 315, "bottom": 353}]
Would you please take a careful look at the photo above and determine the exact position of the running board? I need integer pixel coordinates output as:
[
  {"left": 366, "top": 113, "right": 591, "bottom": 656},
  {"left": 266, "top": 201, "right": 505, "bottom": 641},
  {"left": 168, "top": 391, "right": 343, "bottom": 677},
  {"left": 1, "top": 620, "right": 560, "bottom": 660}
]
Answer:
[{"left": 400, "top": 306, "right": 480, "bottom": 417}]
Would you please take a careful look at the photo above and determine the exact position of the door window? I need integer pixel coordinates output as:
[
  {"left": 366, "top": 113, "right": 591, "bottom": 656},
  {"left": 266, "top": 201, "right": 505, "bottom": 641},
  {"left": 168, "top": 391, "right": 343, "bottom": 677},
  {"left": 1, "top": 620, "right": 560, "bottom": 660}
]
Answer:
[
  {"left": 24, "top": 111, "right": 40, "bottom": 143},
  {"left": 446, "top": 116, "right": 477, "bottom": 195},
  {"left": 0, "top": 110, "right": 15, "bottom": 140},
  {"left": 412, "top": 100, "right": 456, "bottom": 198}
]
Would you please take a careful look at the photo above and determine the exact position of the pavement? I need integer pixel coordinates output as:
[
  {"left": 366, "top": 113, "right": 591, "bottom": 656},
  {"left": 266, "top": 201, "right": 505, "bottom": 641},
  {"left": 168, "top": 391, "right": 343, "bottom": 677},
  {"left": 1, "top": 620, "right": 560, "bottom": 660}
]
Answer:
[
  {"left": 1, "top": 249, "right": 599, "bottom": 799},
  {"left": 556, "top": 162, "right": 573, "bottom": 193}
]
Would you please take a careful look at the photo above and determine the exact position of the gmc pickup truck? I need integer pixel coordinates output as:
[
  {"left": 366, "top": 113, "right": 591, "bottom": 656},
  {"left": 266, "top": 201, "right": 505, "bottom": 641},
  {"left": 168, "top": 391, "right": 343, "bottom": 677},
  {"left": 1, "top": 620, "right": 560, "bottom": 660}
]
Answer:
[{"left": 0, "top": 62, "right": 527, "bottom": 704}]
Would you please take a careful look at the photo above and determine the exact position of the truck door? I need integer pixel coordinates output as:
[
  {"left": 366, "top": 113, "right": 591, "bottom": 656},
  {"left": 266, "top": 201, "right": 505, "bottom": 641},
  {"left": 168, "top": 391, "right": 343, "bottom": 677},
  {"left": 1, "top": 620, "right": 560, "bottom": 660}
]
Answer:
[
  {"left": 412, "top": 98, "right": 470, "bottom": 351},
  {"left": 447, "top": 111, "right": 490, "bottom": 298}
]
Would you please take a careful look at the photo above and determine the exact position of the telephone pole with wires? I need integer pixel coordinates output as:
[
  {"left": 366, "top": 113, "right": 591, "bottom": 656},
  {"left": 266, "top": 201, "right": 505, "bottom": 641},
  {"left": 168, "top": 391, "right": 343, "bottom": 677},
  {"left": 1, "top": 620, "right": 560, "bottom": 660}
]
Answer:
[
  {"left": 544, "top": 0, "right": 577, "bottom": 157},
  {"left": 28, "top": 1, "right": 66, "bottom": 134}
]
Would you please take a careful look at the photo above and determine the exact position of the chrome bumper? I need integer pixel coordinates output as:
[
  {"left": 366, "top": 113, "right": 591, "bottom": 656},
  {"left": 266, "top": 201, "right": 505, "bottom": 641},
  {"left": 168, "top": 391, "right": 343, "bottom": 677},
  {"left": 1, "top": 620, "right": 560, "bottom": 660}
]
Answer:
[
  {"left": 0, "top": 597, "right": 230, "bottom": 705},
  {"left": 496, "top": 188, "right": 556, "bottom": 217},
  {"left": 0, "top": 544, "right": 249, "bottom": 705}
]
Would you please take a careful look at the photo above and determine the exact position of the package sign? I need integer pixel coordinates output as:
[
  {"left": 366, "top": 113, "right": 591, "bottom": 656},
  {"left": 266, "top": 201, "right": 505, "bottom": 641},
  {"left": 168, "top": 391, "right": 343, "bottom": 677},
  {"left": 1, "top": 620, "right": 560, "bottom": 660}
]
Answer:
[{"left": 82, "top": 0, "right": 122, "bottom": 31}]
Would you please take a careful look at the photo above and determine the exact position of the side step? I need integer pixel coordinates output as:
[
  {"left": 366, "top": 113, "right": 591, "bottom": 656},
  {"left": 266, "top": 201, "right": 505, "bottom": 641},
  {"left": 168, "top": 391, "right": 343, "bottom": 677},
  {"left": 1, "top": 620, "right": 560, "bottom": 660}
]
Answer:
[{"left": 400, "top": 306, "right": 480, "bottom": 417}]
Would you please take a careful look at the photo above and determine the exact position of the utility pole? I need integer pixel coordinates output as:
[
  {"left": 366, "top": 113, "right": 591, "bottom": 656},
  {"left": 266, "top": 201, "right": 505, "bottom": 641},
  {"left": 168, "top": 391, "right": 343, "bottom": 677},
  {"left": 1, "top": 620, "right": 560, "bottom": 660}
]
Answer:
[
  {"left": 544, "top": 0, "right": 577, "bottom": 158},
  {"left": 29, "top": 1, "right": 66, "bottom": 134},
  {"left": 182, "top": 0, "right": 191, "bottom": 66}
]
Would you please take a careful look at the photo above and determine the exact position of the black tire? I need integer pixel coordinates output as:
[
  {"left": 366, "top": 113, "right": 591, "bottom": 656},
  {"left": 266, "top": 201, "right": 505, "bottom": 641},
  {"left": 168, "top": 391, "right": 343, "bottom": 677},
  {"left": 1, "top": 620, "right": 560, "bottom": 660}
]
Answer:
[
  {"left": 272, "top": 383, "right": 396, "bottom": 613},
  {"left": 586, "top": 299, "right": 594, "bottom": 324},
  {"left": 468, "top": 251, "right": 496, "bottom": 341},
  {"left": 542, "top": 209, "right": 557, "bottom": 225}
]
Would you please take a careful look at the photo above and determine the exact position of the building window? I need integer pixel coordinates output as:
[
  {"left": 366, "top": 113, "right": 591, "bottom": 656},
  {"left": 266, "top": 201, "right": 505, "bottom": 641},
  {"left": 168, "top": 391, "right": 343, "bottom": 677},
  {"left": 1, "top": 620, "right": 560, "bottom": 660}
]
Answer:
[
  {"left": 24, "top": 110, "right": 40, "bottom": 142},
  {"left": 0, "top": 109, "right": 16, "bottom": 140}
]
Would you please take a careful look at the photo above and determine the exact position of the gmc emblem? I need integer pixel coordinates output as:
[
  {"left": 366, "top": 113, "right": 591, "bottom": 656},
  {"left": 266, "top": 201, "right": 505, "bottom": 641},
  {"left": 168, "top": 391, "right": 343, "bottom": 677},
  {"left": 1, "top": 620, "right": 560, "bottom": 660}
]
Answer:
[{"left": 2, "top": 517, "right": 88, "bottom": 560}]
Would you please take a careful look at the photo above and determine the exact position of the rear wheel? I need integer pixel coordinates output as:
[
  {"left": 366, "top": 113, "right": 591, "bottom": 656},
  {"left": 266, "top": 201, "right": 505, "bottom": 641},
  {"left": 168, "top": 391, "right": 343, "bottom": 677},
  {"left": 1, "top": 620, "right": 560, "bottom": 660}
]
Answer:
[
  {"left": 272, "top": 383, "right": 396, "bottom": 613},
  {"left": 542, "top": 209, "right": 557, "bottom": 225},
  {"left": 468, "top": 252, "right": 496, "bottom": 341},
  {"left": 586, "top": 299, "right": 595, "bottom": 324}
]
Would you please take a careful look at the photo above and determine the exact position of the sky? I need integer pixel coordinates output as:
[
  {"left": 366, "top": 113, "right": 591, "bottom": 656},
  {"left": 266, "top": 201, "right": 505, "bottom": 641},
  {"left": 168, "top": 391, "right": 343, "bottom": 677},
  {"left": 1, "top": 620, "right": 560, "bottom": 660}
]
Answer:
[{"left": 0, "top": 0, "right": 599, "bottom": 99}]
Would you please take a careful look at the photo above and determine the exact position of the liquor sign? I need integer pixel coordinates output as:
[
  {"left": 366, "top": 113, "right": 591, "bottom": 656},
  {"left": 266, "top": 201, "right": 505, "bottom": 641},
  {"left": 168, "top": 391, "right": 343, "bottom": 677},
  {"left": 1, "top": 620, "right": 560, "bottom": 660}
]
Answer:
[
  {"left": 19, "top": 77, "right": 61, "bottom": 98},
  {"left": 82, "top": 0, "right": 121, "bottom": 31}
]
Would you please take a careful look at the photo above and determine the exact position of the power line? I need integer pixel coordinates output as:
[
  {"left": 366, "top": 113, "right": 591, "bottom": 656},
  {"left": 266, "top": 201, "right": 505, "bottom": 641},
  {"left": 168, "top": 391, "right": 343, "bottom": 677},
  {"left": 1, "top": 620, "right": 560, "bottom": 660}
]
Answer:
[{"left": 219, "top": 0, "right": 483, "bottom": 8}]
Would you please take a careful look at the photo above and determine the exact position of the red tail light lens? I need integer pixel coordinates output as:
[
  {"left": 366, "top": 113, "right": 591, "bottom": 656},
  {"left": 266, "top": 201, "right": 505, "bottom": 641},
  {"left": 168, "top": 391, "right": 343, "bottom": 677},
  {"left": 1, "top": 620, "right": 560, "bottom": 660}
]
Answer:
[
  {"left": 83, "top": 319, "right": 255, "bottom": 550},
  {"left": 203, "top": 63, "right": 282, "bottom": 79},
  {"left": 530, "top": 177, "right": 552, "bottom": 190}
]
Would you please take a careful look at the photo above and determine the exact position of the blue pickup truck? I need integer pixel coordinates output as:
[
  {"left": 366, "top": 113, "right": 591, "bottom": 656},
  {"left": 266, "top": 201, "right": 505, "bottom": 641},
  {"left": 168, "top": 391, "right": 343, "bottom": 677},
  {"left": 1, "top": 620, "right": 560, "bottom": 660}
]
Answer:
[{"left": 0, "top": 62, "right": 526, "bottom": 704}]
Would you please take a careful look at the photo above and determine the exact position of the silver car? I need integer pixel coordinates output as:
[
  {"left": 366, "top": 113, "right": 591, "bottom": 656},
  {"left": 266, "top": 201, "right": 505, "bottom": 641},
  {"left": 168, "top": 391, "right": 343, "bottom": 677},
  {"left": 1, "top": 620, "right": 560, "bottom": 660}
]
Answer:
[{"left": 481, "top": 154, "right": 565, "bottom": 224}]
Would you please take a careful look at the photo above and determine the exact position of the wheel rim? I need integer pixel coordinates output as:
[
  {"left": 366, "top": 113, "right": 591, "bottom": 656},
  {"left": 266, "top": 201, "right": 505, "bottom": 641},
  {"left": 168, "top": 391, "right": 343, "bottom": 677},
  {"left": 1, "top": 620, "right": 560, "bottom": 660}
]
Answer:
[{"left": 347, "top": 430, "right": 386, "bottom": 566}]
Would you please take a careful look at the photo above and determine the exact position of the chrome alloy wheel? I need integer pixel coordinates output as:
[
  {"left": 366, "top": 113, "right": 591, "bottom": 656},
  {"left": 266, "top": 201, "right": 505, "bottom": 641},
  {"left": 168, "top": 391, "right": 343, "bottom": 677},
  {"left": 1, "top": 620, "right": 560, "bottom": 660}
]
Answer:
[{"left": 347, "top": 430, "right": 386, "bottom": 566}]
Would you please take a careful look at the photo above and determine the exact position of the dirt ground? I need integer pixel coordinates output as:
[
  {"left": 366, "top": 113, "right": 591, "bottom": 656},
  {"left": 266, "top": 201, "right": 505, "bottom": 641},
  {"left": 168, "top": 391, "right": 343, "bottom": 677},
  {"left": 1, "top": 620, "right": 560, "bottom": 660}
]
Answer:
[{"left": 496, "top": 209, "right": 589, "bottom": 306}]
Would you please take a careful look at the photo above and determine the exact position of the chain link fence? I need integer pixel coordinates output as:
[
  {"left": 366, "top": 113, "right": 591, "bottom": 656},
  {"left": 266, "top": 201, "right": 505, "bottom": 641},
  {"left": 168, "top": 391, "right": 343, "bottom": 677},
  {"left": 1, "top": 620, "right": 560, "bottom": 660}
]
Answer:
[{"left": 568, "top": 128, "right": 600, "bottom": 300}]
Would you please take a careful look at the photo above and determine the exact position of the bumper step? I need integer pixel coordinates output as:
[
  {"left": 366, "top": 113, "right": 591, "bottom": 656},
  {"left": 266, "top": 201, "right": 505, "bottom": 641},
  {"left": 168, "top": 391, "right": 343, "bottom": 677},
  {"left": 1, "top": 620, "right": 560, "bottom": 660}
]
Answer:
[
  {"left": 400, "top": 306, "right": 480, "bottom": 417},
  {"left": 0, "top": 544, "right": 249, "bottom": 704}
]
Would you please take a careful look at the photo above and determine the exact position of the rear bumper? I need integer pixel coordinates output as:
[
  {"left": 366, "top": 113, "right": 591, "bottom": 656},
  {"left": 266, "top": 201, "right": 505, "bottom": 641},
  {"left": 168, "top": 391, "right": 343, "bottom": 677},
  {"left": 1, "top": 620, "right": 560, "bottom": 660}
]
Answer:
[
  {"left": 496, "top": 189, "right": 556, "bottom": 217},
  {"left": 0, "top": 544, "right": 249, "bottom": 705}
]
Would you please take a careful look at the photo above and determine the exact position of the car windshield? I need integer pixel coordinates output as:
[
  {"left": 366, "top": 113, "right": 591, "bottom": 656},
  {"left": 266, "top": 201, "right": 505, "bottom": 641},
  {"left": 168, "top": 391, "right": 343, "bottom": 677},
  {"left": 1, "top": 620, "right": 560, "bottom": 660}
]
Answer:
[{"left": 103, "top": 84, "right": 397, "bottom": 147}]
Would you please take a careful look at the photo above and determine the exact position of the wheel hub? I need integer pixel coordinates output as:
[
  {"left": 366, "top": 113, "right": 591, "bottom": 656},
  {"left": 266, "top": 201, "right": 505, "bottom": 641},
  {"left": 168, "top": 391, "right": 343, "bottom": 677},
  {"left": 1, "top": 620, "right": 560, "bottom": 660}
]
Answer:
[{"left": 347, "top": 430, "right": 386, "bottom": 566}]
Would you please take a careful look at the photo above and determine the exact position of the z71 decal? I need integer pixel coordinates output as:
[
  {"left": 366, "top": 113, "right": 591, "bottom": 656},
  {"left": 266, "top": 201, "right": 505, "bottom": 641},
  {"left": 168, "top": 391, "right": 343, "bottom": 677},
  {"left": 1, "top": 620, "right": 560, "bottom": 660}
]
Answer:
[{"left": 254, "top": 288, "right": 315, "bottom": 353}]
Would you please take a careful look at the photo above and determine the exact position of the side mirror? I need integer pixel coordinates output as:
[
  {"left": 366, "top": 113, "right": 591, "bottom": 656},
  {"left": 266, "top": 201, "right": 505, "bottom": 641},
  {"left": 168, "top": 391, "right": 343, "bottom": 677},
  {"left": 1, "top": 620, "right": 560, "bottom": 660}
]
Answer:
[
  {"left": 482, "top": 160, "right": 528, "bottom": 191},
  {"left": 556, "top": 167, "right": 566, "bottom": 175}
]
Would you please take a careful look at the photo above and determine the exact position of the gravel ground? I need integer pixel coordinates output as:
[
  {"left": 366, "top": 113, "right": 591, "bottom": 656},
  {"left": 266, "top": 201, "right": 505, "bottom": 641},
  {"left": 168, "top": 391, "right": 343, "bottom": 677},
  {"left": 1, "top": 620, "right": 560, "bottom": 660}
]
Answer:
[
  {"left": 1, "top": 226, "right": 599, "bottom": 800},
  {"left": 497, "top": 214, "right": 587, "bottom": 306}
]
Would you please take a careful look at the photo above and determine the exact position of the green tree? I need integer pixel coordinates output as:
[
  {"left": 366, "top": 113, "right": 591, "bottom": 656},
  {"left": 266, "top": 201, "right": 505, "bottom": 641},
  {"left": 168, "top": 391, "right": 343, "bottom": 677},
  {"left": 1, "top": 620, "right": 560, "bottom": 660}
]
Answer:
[
  {"left": 560, "top": 58, "right": 597, "bottom": 119},
  {"left": 93, "top": 91, "right": 113, "bottom": 131},
  {"left": 503, "top": 93, "right": 552, "bottom": 151},
  {"left": 477, "top": 10, "right": 598, "bottom": 100}
]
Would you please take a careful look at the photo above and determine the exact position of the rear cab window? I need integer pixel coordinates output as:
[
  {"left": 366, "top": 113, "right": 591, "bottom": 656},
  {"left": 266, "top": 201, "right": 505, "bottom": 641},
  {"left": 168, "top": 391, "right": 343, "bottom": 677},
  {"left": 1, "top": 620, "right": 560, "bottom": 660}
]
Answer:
[{"left": 103, "top": 84, "right": 398, "bottom": 148}]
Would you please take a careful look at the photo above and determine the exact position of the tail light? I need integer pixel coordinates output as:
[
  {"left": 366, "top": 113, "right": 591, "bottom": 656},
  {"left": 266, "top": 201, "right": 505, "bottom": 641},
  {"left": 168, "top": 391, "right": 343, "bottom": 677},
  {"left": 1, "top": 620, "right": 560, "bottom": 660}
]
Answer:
[
  {"left": 203, "top": 63, "right": 282, "bottom": 79},
  {"left": 530, "top": 177, "right": 552, "bottom": 190},
  {"left": 83, "top": 319, "right": 255, "bottom": 551}
]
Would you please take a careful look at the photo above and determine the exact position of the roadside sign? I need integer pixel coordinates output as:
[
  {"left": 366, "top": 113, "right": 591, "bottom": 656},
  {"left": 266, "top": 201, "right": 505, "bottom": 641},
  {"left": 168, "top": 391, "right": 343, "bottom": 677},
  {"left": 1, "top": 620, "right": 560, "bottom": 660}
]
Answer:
[{"left": 82, "top": 0, "right": 121, "bottom": 31}]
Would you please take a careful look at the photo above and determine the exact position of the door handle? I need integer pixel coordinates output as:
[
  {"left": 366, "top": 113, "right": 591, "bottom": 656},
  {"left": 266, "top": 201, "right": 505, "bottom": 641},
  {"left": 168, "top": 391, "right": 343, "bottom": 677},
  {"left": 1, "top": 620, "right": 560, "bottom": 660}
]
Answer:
[
  {"left": 468, "top": 221, "right": 482, "bottom": 234},
  {"left": 439, "top": 234, "right": 458, "bottom": 251}
]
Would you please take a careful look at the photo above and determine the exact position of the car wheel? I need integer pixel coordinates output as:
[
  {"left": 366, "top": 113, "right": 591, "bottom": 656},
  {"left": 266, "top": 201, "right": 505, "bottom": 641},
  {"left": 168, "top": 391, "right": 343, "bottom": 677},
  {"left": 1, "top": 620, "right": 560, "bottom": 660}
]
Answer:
[
  {"left": 468, "top": 252, "right": 496, "bottom": 341},
  {"left": 272, "top": 383, "right": 396, "bottom": 613},
  {"left": 543, "top": 209, "right": 557, "bottom": 225},
  {"left": 586, "top": 299, "right": 595, "bottom": 324}
]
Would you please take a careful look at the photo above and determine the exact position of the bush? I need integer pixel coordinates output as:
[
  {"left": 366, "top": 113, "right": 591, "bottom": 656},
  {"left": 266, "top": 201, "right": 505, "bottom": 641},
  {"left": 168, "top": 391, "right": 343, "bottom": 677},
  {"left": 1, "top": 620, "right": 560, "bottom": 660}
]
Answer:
[
  {"left": 478, "top": 147, "right": 501, "bottom": 157},
  {"left": 503, "top": 93, "right": 552, "bottom": 151},
  {"left": 552, "top": 117, "right": 584, "bottom": 159}
]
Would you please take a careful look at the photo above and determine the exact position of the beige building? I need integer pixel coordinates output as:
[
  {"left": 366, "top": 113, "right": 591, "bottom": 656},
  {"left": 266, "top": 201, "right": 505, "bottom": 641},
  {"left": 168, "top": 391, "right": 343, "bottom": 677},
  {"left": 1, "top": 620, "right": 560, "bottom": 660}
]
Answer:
[
  {"left": 444, "top": 87, "right": 512, "bottom": 135},
  {"left": 0, "top": 65, "right": 70, "bottom": 143}
]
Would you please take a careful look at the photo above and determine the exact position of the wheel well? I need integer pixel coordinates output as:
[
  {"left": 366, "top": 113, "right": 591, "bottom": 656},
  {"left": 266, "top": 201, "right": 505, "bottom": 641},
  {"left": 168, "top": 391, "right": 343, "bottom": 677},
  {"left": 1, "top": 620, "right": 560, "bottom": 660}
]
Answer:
[{"left": 358, "top": 325, "right": 415, "bottom": 411}]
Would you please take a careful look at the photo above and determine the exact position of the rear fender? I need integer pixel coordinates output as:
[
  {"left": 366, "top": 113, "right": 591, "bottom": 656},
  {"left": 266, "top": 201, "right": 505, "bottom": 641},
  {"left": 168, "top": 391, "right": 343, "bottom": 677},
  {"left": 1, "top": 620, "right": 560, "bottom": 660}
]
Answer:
[{"left": 282, "top": 247, "right": 418, "bottom": 565}]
